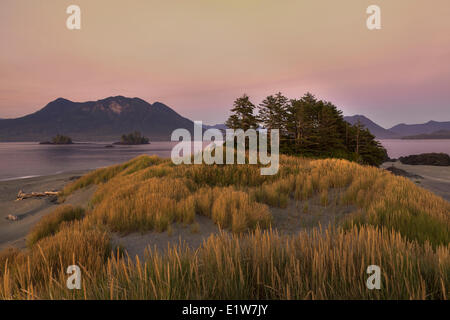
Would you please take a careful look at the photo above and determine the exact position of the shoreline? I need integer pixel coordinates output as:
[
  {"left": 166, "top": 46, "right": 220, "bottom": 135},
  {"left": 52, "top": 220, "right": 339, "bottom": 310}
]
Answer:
[
  {"left": 0, "top": 170, "right": 94, "bottom": 250},
  {"left": 381, "top": 161, "right": 450, "bottom": 201},
  {"left": 0, "top": 169, "right": 90, "bottom": 182}
]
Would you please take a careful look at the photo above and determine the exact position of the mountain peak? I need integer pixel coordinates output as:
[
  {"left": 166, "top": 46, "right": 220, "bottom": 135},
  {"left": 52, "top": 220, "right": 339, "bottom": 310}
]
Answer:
[
  {"left": 344, "top": 115, "right": 399, "bottom": 139},
  {"left": 344, "top": 115, "right": 373, "bottom": 122},
  {"left": 352, "top": 114, "right": 368, "bottom": 118},
  {"left": 97, "top": 95, "right": 136, "bottom": 103},
  {"left": 53, "top": 97, "right": 72, "bottom": 103},
  {"left": 48, "top": 97, "right": 74, "bottom": 106},
  {"left": 0, "top": 96, "right": 195, "bottom": 141}
]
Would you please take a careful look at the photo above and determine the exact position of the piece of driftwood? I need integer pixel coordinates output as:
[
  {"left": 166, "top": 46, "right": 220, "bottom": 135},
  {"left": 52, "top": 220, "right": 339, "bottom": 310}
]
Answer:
[
  {"left": 6, "top": 214, "right": 19, "bottom": 221},
  {"left": 16, "top": 190, "right": 60, "bottom": 201}
]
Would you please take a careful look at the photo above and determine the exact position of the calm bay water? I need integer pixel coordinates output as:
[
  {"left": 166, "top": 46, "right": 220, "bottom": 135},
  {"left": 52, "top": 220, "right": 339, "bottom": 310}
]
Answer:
[
  {"left": 378, "top": 139, "right": 450, "bottom": 159},
  {"left": 0, "top": 140, "right": 449, "bottom": 181},
  {"left": 0, "top": 142, "right": 179, "bottom": 181}
]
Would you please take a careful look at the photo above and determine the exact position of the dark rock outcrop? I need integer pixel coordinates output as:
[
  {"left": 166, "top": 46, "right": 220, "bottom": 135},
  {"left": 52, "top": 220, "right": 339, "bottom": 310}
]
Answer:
[
  {"left": 385, "top": 166, "right": 423, "bottom": 179},
  {"left": 399, "top": 153, "right": 450, "bottom": 166}
]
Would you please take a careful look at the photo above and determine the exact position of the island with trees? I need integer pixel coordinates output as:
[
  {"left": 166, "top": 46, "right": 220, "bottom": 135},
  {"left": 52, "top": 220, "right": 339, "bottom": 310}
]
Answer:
[
  {"left": 226, "top": 92, "right": 387, "bottom": 166},
  {"left": 39, "top": 134, "right": 73, "bottom": 145},
  {"left": 113, "top": 131, "right": 150, "bottom": 145}
]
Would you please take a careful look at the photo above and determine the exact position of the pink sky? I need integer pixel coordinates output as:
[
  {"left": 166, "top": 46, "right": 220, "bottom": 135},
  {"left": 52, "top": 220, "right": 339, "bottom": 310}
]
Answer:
[{"left": 1, "top": 0, "right": 449, "bottom": 127}]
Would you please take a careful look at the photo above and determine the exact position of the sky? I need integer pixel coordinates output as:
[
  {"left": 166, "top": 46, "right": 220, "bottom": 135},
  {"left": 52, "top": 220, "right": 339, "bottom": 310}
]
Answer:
[{"left": 0, "top": 0, "right": 449, "bottom": 128}]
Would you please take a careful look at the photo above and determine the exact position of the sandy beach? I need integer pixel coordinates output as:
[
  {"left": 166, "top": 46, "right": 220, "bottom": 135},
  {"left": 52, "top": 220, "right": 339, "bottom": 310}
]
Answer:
[
  {"left": 0, "top": 170, "right": 94, "bottom": 250},
  {"left": 382, "top": 161, "right": 450, "bottom": 201}
]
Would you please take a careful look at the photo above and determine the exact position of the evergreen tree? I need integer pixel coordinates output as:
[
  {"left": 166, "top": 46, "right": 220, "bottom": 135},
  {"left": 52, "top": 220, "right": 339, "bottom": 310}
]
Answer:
[
  {"left": 227, "top": 92, "right": 388, "bottom": 166},
  {"left": 51, "top": 134, "right": 72, "bottom": 144},
  {"left": 258, "top": 92, "right": 289, "bottom": 134},
  {"left": 316, "top": 101, "right": 347, "bottom": 154},
  {"left": 346, "top": 124, "right": 387, "bottom": 165},
  {"left": 225, "top": 94, "right": 258, "bottom": 130}
]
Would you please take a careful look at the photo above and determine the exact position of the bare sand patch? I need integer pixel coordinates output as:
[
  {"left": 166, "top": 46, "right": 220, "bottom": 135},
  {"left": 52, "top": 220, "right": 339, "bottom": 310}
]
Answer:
[
  {"left": 270, "top": 191, "right": 356, "bottom": 235},
  {"left": 0, "top": 171, "right": 94, "bottom": 250},
  {"left": 111, "top": 215, "right": 224, "bottom": 259},
  {"left": 113, "top": 191, "right": 357, "bottom": 260}
]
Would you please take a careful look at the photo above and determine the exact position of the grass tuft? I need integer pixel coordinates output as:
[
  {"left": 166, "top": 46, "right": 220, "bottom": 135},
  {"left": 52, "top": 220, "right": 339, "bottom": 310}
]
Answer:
[{"left": 26, "top": 205, "right": 85, "bottom": 247}]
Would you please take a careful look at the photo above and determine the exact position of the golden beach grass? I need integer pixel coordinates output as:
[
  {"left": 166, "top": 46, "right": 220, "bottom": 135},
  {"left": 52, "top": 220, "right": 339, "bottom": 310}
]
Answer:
[{"left": 1, "top": 155, "right": 449, "bottom": 299}]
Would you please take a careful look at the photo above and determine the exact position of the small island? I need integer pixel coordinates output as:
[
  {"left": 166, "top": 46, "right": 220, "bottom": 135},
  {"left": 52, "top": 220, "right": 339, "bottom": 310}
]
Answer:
[
  {"left": 399, "top": 153, "right": 450, "bottom": 166},
  {"left": 39, "top": 134, "right": 73, "bottom": 145},
  {"left": 113, "top": 131, "right": 150, "bottom": 145}
]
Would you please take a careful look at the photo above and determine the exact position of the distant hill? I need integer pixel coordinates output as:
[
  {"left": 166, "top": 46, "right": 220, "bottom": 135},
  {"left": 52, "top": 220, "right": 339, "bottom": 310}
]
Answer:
[
  {"left": 343, "top": 115, "right": 399, "bottom": 139},
  {"left": 0, "top": 96, "right": 196, "bottom": 141},
  {"left": 389, "top": 120, "right": 450, "bottom": 136},
  {"left": 402, "top": 130, "right": 450, "bottom": 139}
]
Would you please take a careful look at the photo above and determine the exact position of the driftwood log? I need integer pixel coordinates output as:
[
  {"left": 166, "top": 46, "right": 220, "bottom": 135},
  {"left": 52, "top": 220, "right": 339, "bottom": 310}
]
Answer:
[
  {"left": 16, "top": 190, "right": 60, "bottom": 201},
  {"left": 6, "top": 214, "right": 19, "bottom": 221}
]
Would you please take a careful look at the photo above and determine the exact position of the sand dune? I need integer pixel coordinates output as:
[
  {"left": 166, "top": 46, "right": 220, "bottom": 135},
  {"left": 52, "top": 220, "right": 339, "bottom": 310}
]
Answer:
[{"left": 1, "top": 161, "right": 449, "bottom": 253}]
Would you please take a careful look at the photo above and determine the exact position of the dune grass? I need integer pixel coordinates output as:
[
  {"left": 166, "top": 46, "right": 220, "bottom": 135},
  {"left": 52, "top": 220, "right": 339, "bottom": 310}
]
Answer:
[
  {"left": 26, "top": 205, "right": 85, "bottom": 247},
  {"left": 60, "top": 155, "right": 167, "bottom": 197},
  {"left": 1, "top": 227, "right": 448, "bottom": 300},
  {"left": 0, "top": 155, "right": 449, "bottom": 299},
  {"left": 1, "top": 221, "right": 111, "bottom": 299}
]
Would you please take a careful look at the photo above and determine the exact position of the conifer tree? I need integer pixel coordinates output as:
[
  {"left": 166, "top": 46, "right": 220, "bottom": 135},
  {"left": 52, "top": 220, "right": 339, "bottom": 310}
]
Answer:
[
  {"left": 258, "top": 92, "right": 289, "bottom": 134},
  {"left": 225, "top": 94, "right": 258, "bottom": 130},
  {"left": 227, "top": 92, "right": 388, "bottom": 166}
]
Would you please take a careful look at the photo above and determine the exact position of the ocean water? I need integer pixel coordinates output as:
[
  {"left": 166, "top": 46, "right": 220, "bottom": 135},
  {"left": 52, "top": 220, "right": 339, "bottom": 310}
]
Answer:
[
  {"left": 0, "top": 142, "right": 180, "bottom": 181},
  {"left": 378, "top": 139, "right": 450, "bottom": 159},
  {"left": 0, "top": 140, "right": 449, "bottom": 181}
]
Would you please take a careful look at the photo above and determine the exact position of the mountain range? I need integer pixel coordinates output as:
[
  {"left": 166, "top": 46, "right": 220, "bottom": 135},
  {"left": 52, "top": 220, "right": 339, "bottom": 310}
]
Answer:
[
  {"left": 210, "top": 116, "right": 450, "bottom": 139},
  {"left": 343, "top": 115, "right": 399, "bottom": 139},
  {"left": 343, "top": 115, "right": 450, "bottom": 139},
  {"left": 390, "top": 121, "right": 450, "bottom": 136},
  {"left": 0, "top": 96, "right": 195, "bottom": 141},
  {"left": 0, "top": 97, "right": 449, "bottom": 141}
]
